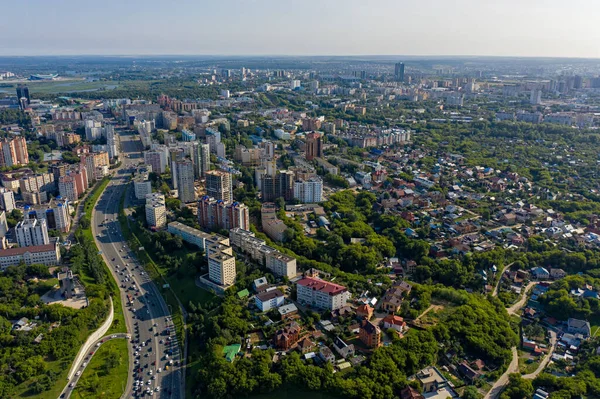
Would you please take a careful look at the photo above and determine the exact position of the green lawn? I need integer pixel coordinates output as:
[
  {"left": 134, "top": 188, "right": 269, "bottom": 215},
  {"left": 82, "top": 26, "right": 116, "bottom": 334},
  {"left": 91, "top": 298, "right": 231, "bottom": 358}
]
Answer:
[
  {"left": 71, "top": 339, "right": 129, "bottom": 399},
  {"left": 518, "top": 350, "right": 541, "bottom": 375}
]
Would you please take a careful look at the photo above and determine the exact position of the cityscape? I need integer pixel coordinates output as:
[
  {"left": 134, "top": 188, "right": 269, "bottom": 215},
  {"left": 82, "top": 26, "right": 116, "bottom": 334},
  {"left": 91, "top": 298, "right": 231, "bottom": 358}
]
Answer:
[{"left": 1, "top": 2, "right": 600, "bottom": 399}]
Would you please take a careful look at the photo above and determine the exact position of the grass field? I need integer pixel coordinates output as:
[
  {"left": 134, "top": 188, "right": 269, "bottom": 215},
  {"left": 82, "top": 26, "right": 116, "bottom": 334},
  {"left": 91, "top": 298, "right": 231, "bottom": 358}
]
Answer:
[
  {"left": 15, "top": 358, "right": 72, "bottom": 399},
  {"left": 71, "top": 339, "right": 129, "bottom": 399},
  {"left": 518, "top": 350, "right": 541, "bottom": 375}
]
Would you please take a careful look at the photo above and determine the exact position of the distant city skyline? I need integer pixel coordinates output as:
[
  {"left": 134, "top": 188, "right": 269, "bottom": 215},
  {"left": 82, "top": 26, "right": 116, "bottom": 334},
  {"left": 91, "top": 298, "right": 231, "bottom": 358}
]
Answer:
[{"left": 2, "top": 0, "right": 599, "bottom": 58}]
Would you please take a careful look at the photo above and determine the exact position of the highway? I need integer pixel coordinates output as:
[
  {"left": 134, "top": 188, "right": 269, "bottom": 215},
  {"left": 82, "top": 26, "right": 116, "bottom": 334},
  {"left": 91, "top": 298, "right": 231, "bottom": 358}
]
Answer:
[{"left": 83, "top": 130, "right": 182, "bottom": 399}]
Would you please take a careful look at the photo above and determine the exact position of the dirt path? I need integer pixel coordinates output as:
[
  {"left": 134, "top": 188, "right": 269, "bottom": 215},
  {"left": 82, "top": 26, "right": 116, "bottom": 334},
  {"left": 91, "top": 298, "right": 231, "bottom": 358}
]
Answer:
[
  {"left": 523, "top": 331, "right": 557, "bottom": 379},
  {"left": 507, "top": 281, "right": 537, "bottom": 316}
]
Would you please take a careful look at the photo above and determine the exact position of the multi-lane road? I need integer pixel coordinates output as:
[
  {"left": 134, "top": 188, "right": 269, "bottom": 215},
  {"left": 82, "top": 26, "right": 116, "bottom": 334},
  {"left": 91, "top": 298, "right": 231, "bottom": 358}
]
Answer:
[{"left": 67, "top": 130, "right": 183, "bottom": 399}]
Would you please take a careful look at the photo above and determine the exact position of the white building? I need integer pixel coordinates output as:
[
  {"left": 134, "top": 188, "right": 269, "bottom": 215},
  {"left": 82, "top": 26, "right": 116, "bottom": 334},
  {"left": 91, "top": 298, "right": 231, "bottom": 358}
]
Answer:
[
  {"left": 254, "top": 290, "right": 284, "bottom": 312},
  {"left": 105, "top": 123, "right": 119, "bottom": 159},
  {"left": 530, "top": 88, "right": 542, "bottom": 105},
  {"left": 0, "top": 211, "right": 7, "bottom": 238},
  {"left": 145, "top": 193, "right": 166, "bottom": 229},
  {"left": 85, "top": 120, "right": 103, "bottom": 141},
  {"left": 16, "top": 218, "right": 49, "bottom": 247},
  {"left": 0, "top": 188, "right": 15, "bottom": 212},
  {"left": 296, "top": 277, "right": 350, "bottom": 311},
  {"left": 293, "top": 177, "right": 323, "bottom": 203},
  {"left": 0, "top": 243, "right": 61, "bottom": 270},
  {"left": 133, "top": 167, "right": 152, "bottom": 200}
]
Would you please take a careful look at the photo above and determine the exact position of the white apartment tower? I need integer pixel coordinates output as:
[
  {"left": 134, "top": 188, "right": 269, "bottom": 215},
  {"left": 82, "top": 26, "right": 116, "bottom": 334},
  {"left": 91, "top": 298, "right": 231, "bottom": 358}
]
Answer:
[
  {"left": 175, "top": 159, "right": 196, "bottom": 203},
  {"left": 16, "top": 218, "right": 50, "bottom": 247}
]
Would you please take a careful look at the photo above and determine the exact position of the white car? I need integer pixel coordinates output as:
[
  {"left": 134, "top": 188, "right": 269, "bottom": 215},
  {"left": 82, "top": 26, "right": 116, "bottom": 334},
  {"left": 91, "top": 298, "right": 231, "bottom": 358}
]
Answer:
[
  {"left": 155, "top": 386, "right": 160, "bottom": 392},
  {"left": 76, "top": 371, "right": 81, "bottom": 376}
]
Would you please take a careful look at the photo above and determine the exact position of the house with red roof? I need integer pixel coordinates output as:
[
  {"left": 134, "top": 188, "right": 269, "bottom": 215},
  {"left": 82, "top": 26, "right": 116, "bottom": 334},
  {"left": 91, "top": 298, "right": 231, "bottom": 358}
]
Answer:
[{"left": 382, "top": 315, "right": 407, "bottom": 333}]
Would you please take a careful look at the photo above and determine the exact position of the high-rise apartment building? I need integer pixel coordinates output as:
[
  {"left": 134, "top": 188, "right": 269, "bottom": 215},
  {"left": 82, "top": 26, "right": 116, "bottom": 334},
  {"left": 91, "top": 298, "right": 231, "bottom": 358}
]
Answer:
[
  {"left": 145, "top": 193, "right": 166, "bottom": 229},
  {"left": 193, "top": 142, "right": 210, "bottom": 178},
  {"left": 105, "top": 123, "right": 119, "bottom": 159},
  {"left": 262, "top": 171, "right": 294, "bottom": 202},
  {"left": 15, "top": 218, "right": 50, "bottom": 247},
  {"left": 58, "top": 175, "right": 78, "bottom": 201},
  {"left": 197, "top": 196, "right": 250, "bottom": 231},
  {"left": 0, "top": 188, "right": 15, "bottom": 212},
  {"left": 394, "top": 62, "right": 405, "bottom": 82},
  {"left": 175, "top": 159, "right": 195, "bottom": 203},
  {"left": 24, "top": 198, "right": 71, "bottom": 232},
  {"left": 305, "top": 132, "right": 323, "bottom": 161},
  {"left": 205, "top": 170, "right": 233, "bottom": 202},
  {"left": 85, "top": 120, "right": 103, "bottom": 141},
  {"left": 144, "top": 150, "right": 166, "bottom": 174},
  {"left": 294, "top": 177, "right": 323, "bottom": 203},
  {"left": 0, "top": 137, "right": 29, "bottom": 167}
]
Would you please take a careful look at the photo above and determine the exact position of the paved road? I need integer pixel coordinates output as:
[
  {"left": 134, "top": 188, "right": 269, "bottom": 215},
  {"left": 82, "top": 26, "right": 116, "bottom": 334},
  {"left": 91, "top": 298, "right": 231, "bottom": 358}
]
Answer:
[
  {"left": 486, "top": 281, "right": 549, "bottom": 399},
  {"left": 484, "top": 347, "right": 519, "bottom": 399},
  {"left": 92, "top": 131, "right": 183, "bottom": 398},
  {"left": 59, "top": 333, "right": 130, "bottom": 398},
  {"left": 492, "top": 262, "right": 515, "bottom": 297}
]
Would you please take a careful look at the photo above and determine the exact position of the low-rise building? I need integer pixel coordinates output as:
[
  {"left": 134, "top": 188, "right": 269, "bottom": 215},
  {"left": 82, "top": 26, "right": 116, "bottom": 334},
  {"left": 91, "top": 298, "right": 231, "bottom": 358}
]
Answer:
[
  {"left": 0, "top": 242, "right": 61, "bottom": 269},
  {"left": 332, "top": 336, "right": 355, "bottom": 358},
  {"left": 255, "top": 289, "right": 285, "bottom": 312}
]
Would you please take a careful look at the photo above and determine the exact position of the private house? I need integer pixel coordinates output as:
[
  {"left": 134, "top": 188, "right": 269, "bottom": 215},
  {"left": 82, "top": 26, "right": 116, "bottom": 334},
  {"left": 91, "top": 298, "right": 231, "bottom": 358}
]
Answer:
[
  {"left": 274, "top": 322, "right": 301, "bottom": 350},
  {"left": 297, "top": 338, "right": 315, "bottom": 354},
  {"left": 319, "top": 346, "right": 335, "bottom": 364},
  {"left": 381, "top": 280, "right": 412, "bottom": 313},
  {"left": 382, "top": 315, "right": 407, "bottom": 333},
  {"left": 568, "top": 318, "right": 591, "bottom": 337},
  {"left": 359, "top": 320, "right": 381, "bottom": 348},
  {"left": 458, "top": 361, "right": 482, "bottom": 383},
  {"left": 550, "top": 268, "right": 566, "bottom": 279},
  {"left": 400, "top": 386, "right": 424, "bottom": 399},
  {"left": 356, "top": 304, "right": 374, "bottom": 320},
  {"left": 333, "top": 336, "right": 355, "bottom": 358},
  {"left": 278, "top": 303, "right": 298, "bottom": 320},
  {"left": 531, "top": 267, "right": 550, "bottom": 280}
]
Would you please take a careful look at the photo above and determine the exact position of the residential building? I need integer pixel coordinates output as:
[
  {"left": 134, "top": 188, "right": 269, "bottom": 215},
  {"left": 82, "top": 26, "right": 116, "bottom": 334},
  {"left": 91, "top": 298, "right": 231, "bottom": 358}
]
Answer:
[
  {"left": 193, "top": 142, "right": 210, "bottom": 178},
  {"left": 294, "top": 177, "right": 323, "bottom": 203},
  {"left": 175, "top": 159, "right": 195, "bottom": 203},
  {"left": 382, "top": 315, "right": 407, "bottom": 333},
  {"left": 144, "top": 150, "right": 166, "bottom": 174},
  {"left": 85, "top": 120, "right": 103, "bottom": 141},
  {"left": 15, "top": 218, "right": 49, "bottom": 247},
  {"left": 0, "top": 137, "right": 28, "bottom": 167},
  {"left": 58, "top": 175, "right": 78, "bottom": 201},
  {"left": 205, "top": 170, "right": 233, "bottom": 202},
  {"left": 305, "top": 132, "right": 323, "bottom": 161},
  {"left": 145, "top": 193, "right": 166, "bottom": 229},
  {"left": 567, "top": 318, "right": 591, "bottom": 337},
  {"left": 261, "top": 171, "right": 294, "bottom": 202},
  {"left": 197, "top": 196, "right": 250, "bottom": 231},
  {"left": 265, "top": 251, "right": 297, "bottom": 279},
  {"left": 167, "top": 222, "right": 230, "bottom": 252},
  {"left": 24, "top": 198, "right": 71, "bottom": 232},
  {"left": 19, "top": 173, "right": 55, "bottom": 194},
  {"left": 0, "top": 211, "right": 7, "bottom": 238},
  {"left": 133, "top": 167, "right": 152, "bottom": 200},
  {"left": 0, "top": 243, "right": 61, "bottom": 270},
  {"left": 261, "top": 203, "right": 288, "bottom": 242},
  {"left": 105, "top": 123, "right": 119, "bottom": 159},
  {"left": 356, "top": 304, "right": 374, "bottom": 320},
  {"left": 0, "top": 188, "right": 15, "bottom": 212},
  {"left": 274, "top": 322, "right": 300, "bottom": 350},
  {"left": 254, "top": 289, "right": 285, "bottom": 312},
  {"left": 359, "top": 320, "right": 381, "bottom": 348},
  {"left": 296, "top": 277, "right": 350, "bottom": 311},
  {"left": 319, "top": 346, "right": 335, "bottom": 364},
  {"left": 208, "top": 251, "right": 236, "bottom": 287},
  {"left": 278, "top": 303, "right": 298, "bottom": 320},
  {"left": 332, "top": 337, "right": 355, "bottom": 358}
]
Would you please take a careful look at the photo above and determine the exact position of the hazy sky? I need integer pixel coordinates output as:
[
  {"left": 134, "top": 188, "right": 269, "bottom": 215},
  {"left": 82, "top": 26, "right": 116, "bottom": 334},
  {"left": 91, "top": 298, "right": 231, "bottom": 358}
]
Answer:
[{"left": 1, "top": 0, "right": 599, "bottom": 57}]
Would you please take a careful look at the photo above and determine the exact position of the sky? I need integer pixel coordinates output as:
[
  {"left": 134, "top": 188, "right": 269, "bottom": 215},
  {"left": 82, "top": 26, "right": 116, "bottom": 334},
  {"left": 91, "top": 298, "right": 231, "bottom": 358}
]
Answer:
[{"left": 1, "top": 0, "right": 599, "bottom": 58}]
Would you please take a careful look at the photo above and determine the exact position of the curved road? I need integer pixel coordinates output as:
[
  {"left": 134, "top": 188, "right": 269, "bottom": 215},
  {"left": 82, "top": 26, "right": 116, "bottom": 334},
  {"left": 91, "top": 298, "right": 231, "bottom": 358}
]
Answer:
[
  {"left": 486, "top": 281, "right": 551, "bottom": 399},
  {"left": 59, "top": 333, "right": 130, "bottom": 398}
]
